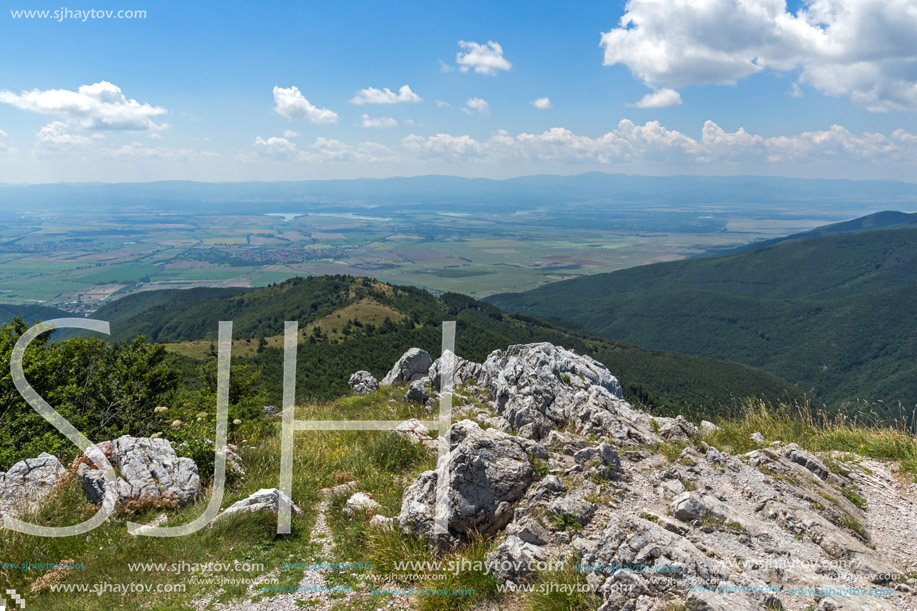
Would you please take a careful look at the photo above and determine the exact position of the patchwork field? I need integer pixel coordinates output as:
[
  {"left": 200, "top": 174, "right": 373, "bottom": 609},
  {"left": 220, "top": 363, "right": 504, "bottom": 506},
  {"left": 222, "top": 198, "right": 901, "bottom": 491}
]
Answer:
[{"left": 0, "top": 190, "right": 900, "bottom": 310}]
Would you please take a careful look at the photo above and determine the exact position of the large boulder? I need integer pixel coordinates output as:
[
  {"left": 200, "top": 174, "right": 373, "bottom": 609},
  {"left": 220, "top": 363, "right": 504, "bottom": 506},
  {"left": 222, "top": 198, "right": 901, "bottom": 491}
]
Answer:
[
  {"left": 483, "top": 343, "right": 639, "bottom": 440},
  {"left": 348, "top": 370, "right": 379, "bottom": 395},
  {"left": 76, "top": 436, "right": 200, "bottom": 507},
  {"left": 398, "top": 420, "right": 547, "bottom": 545},
  {"left": 381, "top": 348, "right": 433, "bottom": 385},
  {"left": 0, "top": 453, "right": 67, "bottom": 519},
  {"left": 427, "top": 350, "right": 486, "bottom": 390}
]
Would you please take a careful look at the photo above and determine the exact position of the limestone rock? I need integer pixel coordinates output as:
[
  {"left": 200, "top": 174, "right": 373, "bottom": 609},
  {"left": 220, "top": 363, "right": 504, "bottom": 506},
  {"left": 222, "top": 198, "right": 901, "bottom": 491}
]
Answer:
[
  {"left": 657, "top": 415, "right": 700, "bottom": 442},
  {"left": 550, "top": 495, "right": 597, "bottom": 528},
  {"left": 427, "top": 350, "right": 485, "bottom": 390},
  {"left": 77, "top": 436, "right": 200, "bottom": 507},
  {"left": 217, "top": 488, "right": 301, "bottom": 521},
  {"left": 398, "top": 420, "right": 546, "bottom": 545},
  {"left": 485, "top": 534, "right": 547, "bottom": 582},
  {"left": 343, "top": 492, "right": 382, "bottom": 517},
  {"left": 483, "top": 342, "right": 627, "bottom": 439},
  {"left": 0, "top": 453, "right": 67, "bottom": 519},
  {"left": 348, "top": 370, "right": 379, "bottom": 395},
  {"left": 405, "top": 379, "right": 428, "bottom": 403},
  {"left": 381, "top": 348, "right": 432, "bottom": 385}
]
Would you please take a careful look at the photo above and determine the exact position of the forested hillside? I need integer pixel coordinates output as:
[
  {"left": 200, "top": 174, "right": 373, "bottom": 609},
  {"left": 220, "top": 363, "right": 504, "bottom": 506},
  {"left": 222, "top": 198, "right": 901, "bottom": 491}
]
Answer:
[
  {"left": 488, "top": 225, "right": 917, "bottom": 413},
  {"left": 83, "top": 276, "right": 811, "bottom": 418}
]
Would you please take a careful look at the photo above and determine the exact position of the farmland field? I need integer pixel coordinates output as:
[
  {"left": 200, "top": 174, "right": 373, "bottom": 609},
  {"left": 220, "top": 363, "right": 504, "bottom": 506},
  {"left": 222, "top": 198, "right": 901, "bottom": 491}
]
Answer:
[{"left": 0, "top": 176, "right": 910, "bottom": 311}]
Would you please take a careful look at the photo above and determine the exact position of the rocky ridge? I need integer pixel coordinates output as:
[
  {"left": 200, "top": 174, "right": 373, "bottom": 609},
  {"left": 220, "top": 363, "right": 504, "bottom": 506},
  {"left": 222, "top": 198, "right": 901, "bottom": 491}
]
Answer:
[{"left": 384, "top": 342, "right": 917, "bottom": 610}]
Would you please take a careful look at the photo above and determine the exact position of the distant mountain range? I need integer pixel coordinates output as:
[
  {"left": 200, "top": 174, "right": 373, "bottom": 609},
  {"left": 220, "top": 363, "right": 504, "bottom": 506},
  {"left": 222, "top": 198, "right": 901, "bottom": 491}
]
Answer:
[
  {"left": 488, "top": 213, "right": 917, "bottom": 414},
  {"left": 2, "top": 173, "right": 915, "bottom": 214}
]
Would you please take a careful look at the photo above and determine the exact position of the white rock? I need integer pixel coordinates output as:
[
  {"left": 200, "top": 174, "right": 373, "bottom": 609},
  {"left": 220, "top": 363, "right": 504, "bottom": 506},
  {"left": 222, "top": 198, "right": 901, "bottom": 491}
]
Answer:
[
  {"left": 0, "top": 453, "right": 67, "bottom": 519},
  {"left": 381, "top": 348, "right": 433, "bottom": 385},
  {"left": 343, "top": 492, "right": 382, "bottom": 517}
]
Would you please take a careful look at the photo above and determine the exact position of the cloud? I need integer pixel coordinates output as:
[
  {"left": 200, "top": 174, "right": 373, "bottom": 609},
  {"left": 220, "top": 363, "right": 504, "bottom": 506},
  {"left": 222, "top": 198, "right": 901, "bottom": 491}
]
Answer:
[
  {"left": 455, "top": 41, "right": 512, "bottom": 75},
  {"left": 254, "top": 136, "right": 301, "bottom": 161},
  {"left": 436, "top": 100, "right": 452, "bottom": 108},
  {"left": 531, "top": 97, "right": 552, "bottom": 110},
  {"left": 400, "top": 121, "right": 917, "bottom": 165},
  {"left": 0, "top": 128, "right": 7, "bottom": 137},
  {"left": 36, "top": 121, "right": 94, "bottom": 149},
  {"left": 349, "top": 85, "right": 422, "bottom": 105},
  {"left": 789, "top": 82, "right": 804, "bottom": 98},
  {"left": 632, "top": 88, "right": 682, "bottom": 108},
  {"left": 359, "top": 114, "right": 398, "bottom": 128},
  {"left": 103, "top": 143, "right": 218, "bottom": 161},
  {"left": 463, "top": 97, "right": 490, "bottom": 116},
  {"left": 0, "top": 81, "right": 167, "bottom": 130},
  {"left": 600, "top": 0, "right": 917, "bottom": 112},
  {"left": 438, "top": 60, "right": 455, "bottom": 73},
  {"left": 253, "top": 135, "right": 397, "bottom": 163},
  {"left": 272, "top": 86, "right": 339, "bottom": 123},
  {"left": 401, "top": 133, "right": 484, "bottom": 159},
  {"left": 283, "top": 129, "right": 300, "bottom": 138}
]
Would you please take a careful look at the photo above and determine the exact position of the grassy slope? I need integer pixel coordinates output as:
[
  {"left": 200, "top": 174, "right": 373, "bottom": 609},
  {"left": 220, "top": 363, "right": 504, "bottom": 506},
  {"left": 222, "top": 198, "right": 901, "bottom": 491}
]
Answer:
[
  {"left": 487, "top": 228, "right": 917, "bottom": 411},
  {"left": 88, "top": 276, "right": 811, "bottom": 419},
  {"left": 4, "top": 389, "right": 917, "bottom": 610}
]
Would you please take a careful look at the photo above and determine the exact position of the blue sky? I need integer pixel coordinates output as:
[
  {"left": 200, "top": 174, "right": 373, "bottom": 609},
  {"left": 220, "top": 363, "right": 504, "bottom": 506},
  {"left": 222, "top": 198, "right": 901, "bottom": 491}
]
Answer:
[{"left": 0, "top": 0, "right": 915, "bottom": 182}]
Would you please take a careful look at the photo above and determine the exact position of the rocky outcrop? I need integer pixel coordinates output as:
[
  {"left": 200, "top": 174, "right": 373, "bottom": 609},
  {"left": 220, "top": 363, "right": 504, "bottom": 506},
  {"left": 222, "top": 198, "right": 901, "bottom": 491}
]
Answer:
[
  {"left": 483, "top": 343, "right": 637, "bottom": 440},
  {"left": 348, "top": 370, "right": 379, "bottom": 395},
  {"left": 398, "top": 420, "right": 547, "bottom": 545},
  {"left": 380, "top": 348, "right": 432, "bottom": 385},
  {"left": 76, "top": 436, "right": 200, "bottom": 507},
  {"left": 427, "top": 350, "right": 485, "bottom": 390},
  {"left": 389, "top": 342, "right": 917, "bottom": 610},
  {"left": 0, "top": 453, "right": 67, "bottom": 519}
]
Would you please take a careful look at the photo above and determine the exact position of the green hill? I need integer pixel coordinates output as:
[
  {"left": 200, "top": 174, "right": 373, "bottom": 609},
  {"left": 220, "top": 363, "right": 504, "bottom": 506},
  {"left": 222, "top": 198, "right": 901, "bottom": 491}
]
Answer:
[
  {"left": 85, "top": 276, "right": 811, "bottom": 419},
  {"left": 0, "top": 303, "right": 70, "bottom": 325},
  {"left": 731, "top": 210, "right": 917, "bottom": 252},
  {"left": 487, "top": 226, "right": 917, "bottom": 413}
]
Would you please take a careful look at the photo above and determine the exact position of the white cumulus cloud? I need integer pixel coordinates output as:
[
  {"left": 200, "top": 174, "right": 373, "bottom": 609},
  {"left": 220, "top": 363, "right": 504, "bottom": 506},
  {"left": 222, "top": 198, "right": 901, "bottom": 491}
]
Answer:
[
  {"left": 532, "top": 97, "right": 553, "bottom": 110},
  {"left": 273, "top": 86, "right": 339, "bottom": 124},
  {"left": 632, "top": 88, "right": 682, "bottom": 108},
  {"left": 349, "top": 85, "right": 422, "bottom": 105},
  {"left": 0, "top": 81, "right": 167, "bottom": 130},
  {"left": 36, "top": 121, "right": 94, "bottom": 149},
  {"left": 283, "top": 129, "right": 300, "bottom": 138},
  {"left": 359, "top": 114, "right": 398, "bottom": 128},
  {"left": 253, "top": 135, "right": 397, "bottom": 163},
  {"left": 455, "top": 41, "right": 512, "bottom": 75},
  {"left": 600, "top": 0, "right": 917, "bottom": 112},
  {"left": 463, "top": 98, "right": 490, "bottom": 116},
  {"left": 400, "top": 121, "right": 917, "bottom": 166},
  {"left": 401, "top": 133, "right": 484, "bottom": 159}
]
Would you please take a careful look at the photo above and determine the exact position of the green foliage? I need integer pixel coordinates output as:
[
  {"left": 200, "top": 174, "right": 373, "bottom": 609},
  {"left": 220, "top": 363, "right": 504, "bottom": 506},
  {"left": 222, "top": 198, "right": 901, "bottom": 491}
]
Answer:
[
  {"left": 488, "top": 228, "right": 917, "bottom": 414},
  {"left": 841, "top": 486, "right": 868, "bottom": 510},
  {"left": 0, "top": 318, "right": 180, "bottom": 468},
  {"left": 705, "top": 399, "right": 917, "bottom": 481},
  {"left": 525, "top": 561, "right": 602, "bottom": 611},
  {"left": 0, "top": 318, "right": 267, "bottom": 471}
]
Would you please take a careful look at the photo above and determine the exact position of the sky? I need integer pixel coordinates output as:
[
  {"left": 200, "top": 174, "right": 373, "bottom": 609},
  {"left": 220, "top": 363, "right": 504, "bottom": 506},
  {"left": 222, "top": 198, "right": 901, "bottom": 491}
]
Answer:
[{"left": 0, "top": 0, "right": 916, "bottom": 183}]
